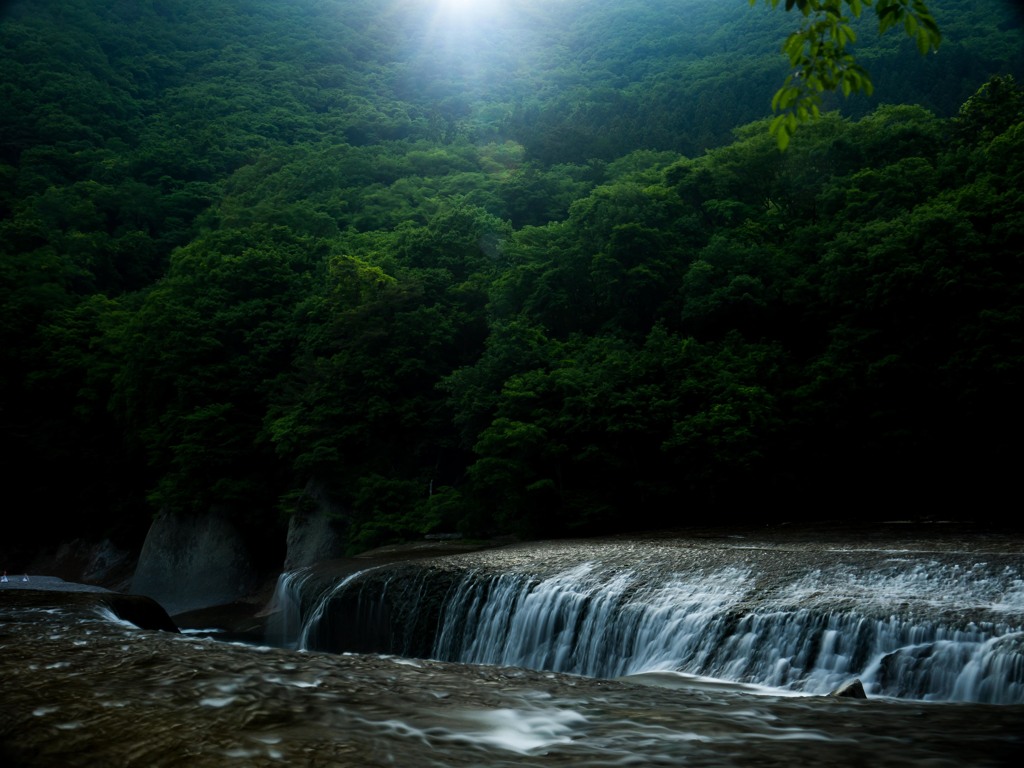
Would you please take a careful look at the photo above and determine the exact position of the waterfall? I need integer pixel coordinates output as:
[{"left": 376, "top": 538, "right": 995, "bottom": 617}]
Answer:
[
  {"left": 264, "top": 567, "right": 317, "bottom": 649},
  {"left": 432, "top": 563, "right": 751, "bottom": 678},
  {"left": 268, "top": 538, "right": 1024, "bottom": 703},
  {"left": 265, "top": 564, "right": 391, "bottom": 652}
]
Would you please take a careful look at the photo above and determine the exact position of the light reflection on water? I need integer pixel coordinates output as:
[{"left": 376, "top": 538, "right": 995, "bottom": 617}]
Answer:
[{"left": 2, "top": 598, "right": 1023, "bottom": 767}]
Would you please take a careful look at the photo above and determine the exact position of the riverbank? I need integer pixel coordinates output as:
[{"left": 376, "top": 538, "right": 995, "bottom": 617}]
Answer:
[{"left": 172, "top": 520, "right": 1024, "bottom": 647}]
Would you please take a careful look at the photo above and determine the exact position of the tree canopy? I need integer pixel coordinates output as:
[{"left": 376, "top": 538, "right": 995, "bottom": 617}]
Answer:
[{"left": 1, "top": 0, "right": 1021, "bottom": 566}]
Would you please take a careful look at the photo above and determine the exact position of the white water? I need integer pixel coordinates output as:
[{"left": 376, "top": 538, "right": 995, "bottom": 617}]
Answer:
[
  {"left": 433, "top": 559, "right": 1024, "bottom": 701},
  {"left": 433, "top": 563, "right": 753, "bottom": 679},
  {"left": 6, "top": 533, "right": 1024, "bottom": 766},
  {"left": 270, "top": 537, "right": 1024, "bottom": 703},
  {"left": 12, "top": 600, "right": 1022, "bottom": 768},
  {"left": 263, "top": 566, "right": 317, "bottom": 649}
]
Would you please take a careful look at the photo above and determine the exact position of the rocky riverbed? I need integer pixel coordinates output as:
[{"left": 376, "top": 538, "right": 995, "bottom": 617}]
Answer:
[
  {"left": 4, "top": 523, "right": 1023, "bottom": 766},
  {"left": 2, "top": 586, "right": 1023, "bottom": 767}
]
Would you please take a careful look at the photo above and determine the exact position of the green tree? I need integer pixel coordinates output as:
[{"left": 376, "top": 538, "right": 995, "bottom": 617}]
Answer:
[
  {"left": 111, "top": 226, "right": 321, "bottom": 533},
  {"left": 953, "top": 74, "right": 1024, "bottom": 145}
]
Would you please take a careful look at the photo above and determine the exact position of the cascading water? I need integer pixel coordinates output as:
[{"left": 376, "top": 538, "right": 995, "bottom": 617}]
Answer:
[
  {"left": 268, "top": 534, "right": 1024, "bottom": 704},
  {"left": 263, "top": 566, "right": 316, "bottom": 649},
  {"left": 432, "top": 563, "right": 753, "bottom": 679},
  {"left": 433, "top": 560, "right": 1024, "bottom": 702}
]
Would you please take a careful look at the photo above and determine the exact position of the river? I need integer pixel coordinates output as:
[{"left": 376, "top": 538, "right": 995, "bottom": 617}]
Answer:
[{"left": 2, "top": 524, "right": 1023, "bottom": 766}]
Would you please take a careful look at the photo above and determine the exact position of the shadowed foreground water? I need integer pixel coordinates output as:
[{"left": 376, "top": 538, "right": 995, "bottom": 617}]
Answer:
[{"left": 2, "top": 591, "right": 1023, "bottom": 767}]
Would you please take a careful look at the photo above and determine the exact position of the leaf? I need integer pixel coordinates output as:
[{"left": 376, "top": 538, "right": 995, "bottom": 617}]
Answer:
[{"left": 762, "top": 0, "right": 940, "bottom": 149}]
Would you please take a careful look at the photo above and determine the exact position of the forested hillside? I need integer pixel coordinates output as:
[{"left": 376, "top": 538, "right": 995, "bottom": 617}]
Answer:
[{"left": 2, "top": 0, "right": 1022, "bottom": 565}]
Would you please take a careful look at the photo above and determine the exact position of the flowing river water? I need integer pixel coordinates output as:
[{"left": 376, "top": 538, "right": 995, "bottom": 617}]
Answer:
[{"left": 3, "top": 524, "right": 1024, "bottom": 766}]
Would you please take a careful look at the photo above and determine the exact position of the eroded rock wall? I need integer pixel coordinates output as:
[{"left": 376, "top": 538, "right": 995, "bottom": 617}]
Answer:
[
  {"left": 284, "top": 482, "right": 347, "bottom": 570},
  {"left": 131, "top": 510, "right": 257, "bottom": 615}
]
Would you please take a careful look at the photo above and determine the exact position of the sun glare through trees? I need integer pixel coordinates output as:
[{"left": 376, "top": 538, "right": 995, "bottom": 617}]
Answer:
[{"left": 433, "top": 0, "right": 503, "bottom": 24}]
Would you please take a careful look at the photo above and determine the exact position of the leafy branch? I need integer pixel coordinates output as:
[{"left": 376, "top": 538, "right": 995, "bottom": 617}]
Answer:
[{"left": 756, "top": 0, "right": 941, "bottom": 149}]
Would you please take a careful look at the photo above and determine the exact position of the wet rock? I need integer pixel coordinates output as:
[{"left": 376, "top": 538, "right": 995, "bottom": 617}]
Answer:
[
  {"left": 105, "top": 593, "right": 180, "bottom": 632},
  {"left": 0, "top": 587, "right": 178, "bottom": 632},
  {"left": 829, "top": 678, "right": 867, "bottom": 699}
]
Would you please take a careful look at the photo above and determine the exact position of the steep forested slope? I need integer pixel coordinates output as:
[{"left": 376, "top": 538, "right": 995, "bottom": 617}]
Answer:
[{"left": 1, "top": 0, "right": 1022, "bottom": 565}]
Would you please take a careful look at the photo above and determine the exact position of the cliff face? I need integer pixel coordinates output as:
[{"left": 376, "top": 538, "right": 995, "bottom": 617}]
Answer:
[
  {"left": 20, "top": 538, "right": 138, "bottom": 592},
  {"left": 9, "top": 504, "right": 345, "bottom": 621},
  {"left": 130, "top": 510, "right": 258, "bottom": 616},
  {"left": 283, "top": 483, "right": 348, "bottom": 570}
]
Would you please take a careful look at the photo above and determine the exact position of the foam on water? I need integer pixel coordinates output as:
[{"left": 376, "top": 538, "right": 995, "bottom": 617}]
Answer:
[
  {"left": 453, "top": 707, "right": 587, "bottom": 753},
  {"left": 199, "top": 696, "right": 236, "bottom": 708},
  {"left": 5, "top": 592, "right": 1024, "bottom": 768},
  {"left": 94, "top": 606, "right": 142, "bottom": 630},
  {"left": 272, "top": 536, "right": 1024, "bottom": 703}
]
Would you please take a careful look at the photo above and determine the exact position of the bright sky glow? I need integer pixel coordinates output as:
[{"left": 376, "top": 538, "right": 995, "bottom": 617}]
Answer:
[
  {"left": 419, "top": 0, "right": 510, "bottom": 48},
  {"left": 407, "top": 0, "right": 520, "bottom": 95},
  {"left": 433, "top": 0, "right": 503, "bottom": 27},
  {"left": 437, "top": 0, "right": 499, "bottom": 16}
]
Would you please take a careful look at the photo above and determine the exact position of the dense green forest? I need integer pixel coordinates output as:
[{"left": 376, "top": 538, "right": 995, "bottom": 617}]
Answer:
[{"left": 2, "top": 0, "right": 1023, "bottom": 566}]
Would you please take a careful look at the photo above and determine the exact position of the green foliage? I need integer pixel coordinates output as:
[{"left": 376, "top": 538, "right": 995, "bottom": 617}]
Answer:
[
  {"left": 111, "top": 225, "right": 323, "bottom": 524},
  {"left": 2, "top": 0, "right": 1022, "bottom": 564},
  {"left": 264, "top": 207, "right": 494, "bottom": 547},
  {"left": 953, "top": 74, "right": 1024, "bottom": 144},
  {"left": 757, "top": 0, "right": 942, "bottom": 148}
]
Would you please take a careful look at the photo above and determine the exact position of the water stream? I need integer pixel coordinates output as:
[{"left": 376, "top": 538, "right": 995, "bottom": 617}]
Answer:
[
  {"left": 273, "top": 531, "right": 1024, "bottom": 703},
  {"left": 4, "top": 526, "right": 1023, "bottom": 765}
]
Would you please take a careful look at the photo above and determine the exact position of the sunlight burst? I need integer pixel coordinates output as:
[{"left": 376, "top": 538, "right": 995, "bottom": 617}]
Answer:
[{"left": 435, "top": 0, "right": 501, "bottom": 24}]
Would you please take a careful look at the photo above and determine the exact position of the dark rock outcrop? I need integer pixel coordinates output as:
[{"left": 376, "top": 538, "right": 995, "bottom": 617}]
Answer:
[
  {"left": 130, "top": 510, "right": 257, "bottom": 616},
  {"left": 20, "top": 538, "right": 138, "bottom": 592},
  {"left": 284, "top": 481, "right": 347, "bottom": 570},
  {"left": 105, "top": 593, "right": 180, "bottom": 632},
  {"left": 829, "top": 678, "right": 868, "bottom": 699}
]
